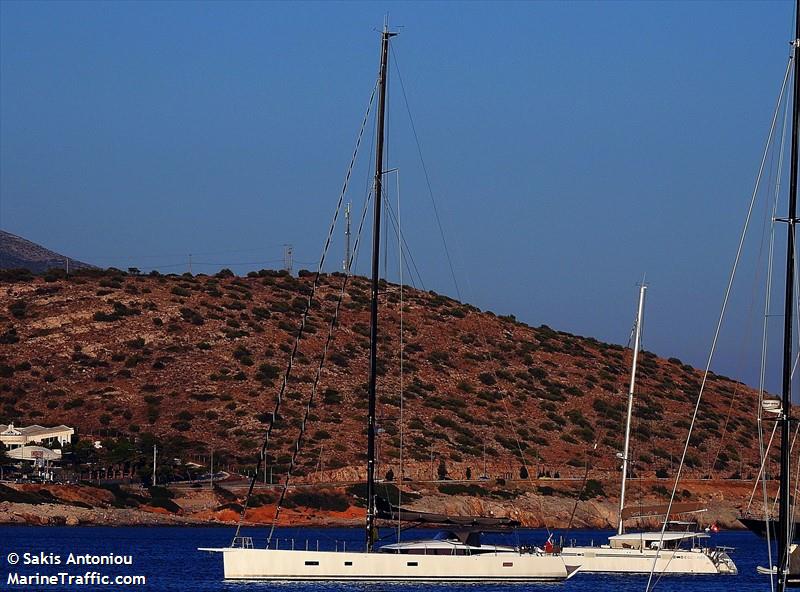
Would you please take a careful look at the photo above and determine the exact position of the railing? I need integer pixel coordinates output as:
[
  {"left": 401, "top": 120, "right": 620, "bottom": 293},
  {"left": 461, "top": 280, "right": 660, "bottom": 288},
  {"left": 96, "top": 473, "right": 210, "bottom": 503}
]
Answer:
[
  {"left": 267, "top": 538, "right": 346, "bottom": 552},
  {"left": 239, "top": 537, "right": 556, "bottom": 557},
  {"left": 231, "top": 536, "right": 253, "bottom": 549}
]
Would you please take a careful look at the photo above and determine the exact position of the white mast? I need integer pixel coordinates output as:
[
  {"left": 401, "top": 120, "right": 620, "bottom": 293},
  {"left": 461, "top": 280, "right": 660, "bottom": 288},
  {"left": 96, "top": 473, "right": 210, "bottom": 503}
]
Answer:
[{"left": 618, "top": 283, "right": 646, "bottom": 535}]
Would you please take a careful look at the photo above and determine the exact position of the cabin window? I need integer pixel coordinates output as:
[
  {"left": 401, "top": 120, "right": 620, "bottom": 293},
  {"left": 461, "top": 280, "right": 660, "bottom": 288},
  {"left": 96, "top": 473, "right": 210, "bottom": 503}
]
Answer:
[
  {"left": 407, "top": 561, "right": 418, "bottom": 567},
  {"left": 304, "top": 561, "right": 319, "bottom": 566},
  {"left": 344, "top": 562, "right": 352, "bottom": 566},
  {"left": 503, "top": 562, "right": 513, "bottom": 567}
]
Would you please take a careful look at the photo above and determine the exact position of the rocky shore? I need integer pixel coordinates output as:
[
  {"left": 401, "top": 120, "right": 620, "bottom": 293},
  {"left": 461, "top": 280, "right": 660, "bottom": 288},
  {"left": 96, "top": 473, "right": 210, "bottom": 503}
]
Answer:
[{"left": 0, "top": 478, "right": 761, "bottom": 530}]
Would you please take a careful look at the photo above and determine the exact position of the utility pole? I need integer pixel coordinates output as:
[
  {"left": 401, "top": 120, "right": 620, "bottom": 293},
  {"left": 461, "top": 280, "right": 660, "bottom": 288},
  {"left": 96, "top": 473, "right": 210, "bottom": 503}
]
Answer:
[
  {"left": 210, "top": 449, "right": 214, "bottom": 489},
  {"left": 283, "top": 244, "right": 293, "bottom": 275},
  {"left": 316, "top": 444, "right": 325, "bottom": 482},
  {"left": 152, "top": 445, "right": 157, "bottom": 487},
  {"left": 188, "top": 253, "right": 192, "bottom": 275},
  {"left": 483, "top": 441, "right": 488, "bottom": 479},
  {"left": 65, "top": 257, "right": 70, "bottom": 275},
  {"left": 343, "top": 202, "right": 352, "bottom": 273}
]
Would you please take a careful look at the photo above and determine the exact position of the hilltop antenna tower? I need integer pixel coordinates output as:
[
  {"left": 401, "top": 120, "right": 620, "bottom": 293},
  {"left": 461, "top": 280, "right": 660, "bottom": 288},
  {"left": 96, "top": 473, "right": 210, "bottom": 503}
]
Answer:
[
  {"left": 343, "top": 202, "right": 352, "bottom": 273},
  {"left": 283, "top": 244, "right": 293, "bottom": 275}
]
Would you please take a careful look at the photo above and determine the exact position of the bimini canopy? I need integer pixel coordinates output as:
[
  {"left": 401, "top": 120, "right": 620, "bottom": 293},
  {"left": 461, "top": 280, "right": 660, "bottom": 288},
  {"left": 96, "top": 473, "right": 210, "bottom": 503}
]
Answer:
[{"left": 609, "top": 531, "right": 709, "bottom": 550}]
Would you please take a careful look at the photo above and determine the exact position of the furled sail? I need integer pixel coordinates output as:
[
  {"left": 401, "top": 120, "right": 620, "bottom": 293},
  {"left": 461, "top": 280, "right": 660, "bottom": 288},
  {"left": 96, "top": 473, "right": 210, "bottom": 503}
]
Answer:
[
  {"left": 621, "top": 502, "right": 706, "bottom": 521},
  {"left": 375, "top": 496, "right": 520, "bottom": 527}
]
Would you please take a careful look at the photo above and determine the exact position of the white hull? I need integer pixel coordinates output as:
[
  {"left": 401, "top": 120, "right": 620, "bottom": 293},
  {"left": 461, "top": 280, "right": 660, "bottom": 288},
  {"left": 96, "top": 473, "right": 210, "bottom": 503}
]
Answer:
[
  {"left": 201, "top": 547, "right": 579, "bottom": 582},
  {"left": 562, "top": 546, "right": 736, "bottom": 574}
]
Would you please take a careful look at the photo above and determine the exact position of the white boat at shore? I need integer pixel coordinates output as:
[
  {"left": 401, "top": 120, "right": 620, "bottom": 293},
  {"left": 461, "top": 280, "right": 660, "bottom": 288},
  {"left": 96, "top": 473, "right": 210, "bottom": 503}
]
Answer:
[
  {"left": 561, "top": 530, "right": 736, "bottom": 575},
  {"left": 560, "top": 285, "right": 736, "bottom": 575}
]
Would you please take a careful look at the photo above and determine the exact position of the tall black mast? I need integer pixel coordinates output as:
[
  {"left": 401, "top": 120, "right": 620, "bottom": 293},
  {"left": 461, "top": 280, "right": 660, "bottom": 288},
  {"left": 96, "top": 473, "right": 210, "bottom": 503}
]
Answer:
[
  {"left": 366, "top": 22, "right": 395, "bottom": 553},
  {"left": 778, "top": 1, "right": 800, "bottom": 589}
]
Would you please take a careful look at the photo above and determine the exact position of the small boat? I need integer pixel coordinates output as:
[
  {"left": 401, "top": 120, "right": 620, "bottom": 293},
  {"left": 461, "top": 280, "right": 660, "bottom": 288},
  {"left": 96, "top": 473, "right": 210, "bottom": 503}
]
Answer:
[
  {"left": 201, "top": 22, "right": 580, "bottom": 583},
  {"left": 560, "top": 285, "right": 736, "bottom": 575}
]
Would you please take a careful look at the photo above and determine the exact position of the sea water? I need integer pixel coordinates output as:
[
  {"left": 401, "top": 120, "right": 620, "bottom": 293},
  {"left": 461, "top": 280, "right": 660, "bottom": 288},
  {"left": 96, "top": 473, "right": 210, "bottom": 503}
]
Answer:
[{"left": 0, "top": 526, "right": 773, "bottom": 591}]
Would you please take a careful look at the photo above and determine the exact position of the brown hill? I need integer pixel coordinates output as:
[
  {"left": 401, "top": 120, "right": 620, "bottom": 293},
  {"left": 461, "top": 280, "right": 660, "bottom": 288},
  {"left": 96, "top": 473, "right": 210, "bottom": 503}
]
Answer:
[
  {"left": 0, "top": 230, "right": 94, "bottom": 273},
  {"left": 0, "top": 268, "right": 769, "bottom": 487}
]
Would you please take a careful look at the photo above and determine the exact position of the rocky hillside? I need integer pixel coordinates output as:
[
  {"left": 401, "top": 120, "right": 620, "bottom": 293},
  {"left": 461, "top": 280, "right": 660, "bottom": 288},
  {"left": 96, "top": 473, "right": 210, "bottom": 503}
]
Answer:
[
  {"left": 0, "top": 230, "right": 94, "bottom": 273},
  {"left": 0, "top": 268, "right": 770, "bottom": 487}
]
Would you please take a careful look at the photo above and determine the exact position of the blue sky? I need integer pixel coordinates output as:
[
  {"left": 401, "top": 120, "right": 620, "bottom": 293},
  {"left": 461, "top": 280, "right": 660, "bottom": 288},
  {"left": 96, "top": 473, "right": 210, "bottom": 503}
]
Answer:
[{"left": 0, "top": 1, "right": 796, "bottom": 389}]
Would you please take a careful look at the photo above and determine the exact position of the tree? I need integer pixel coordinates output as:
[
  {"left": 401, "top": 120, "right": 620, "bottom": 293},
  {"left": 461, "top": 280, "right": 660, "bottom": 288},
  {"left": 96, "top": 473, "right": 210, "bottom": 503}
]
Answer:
[
  {"left": 437, "top": 458, "right": 447, "bottom": 480},
  {"left": 465, "top": 467, "right": 472, "bottom": 480},
  {"left": 385, "top": 468, "right": 394, "bottom": 482},
  {"left": 519, "top": 465, "right": 529, "bottom": 479},
  {"left": 0, "top": 442, "right": 9, "bottom": 479}
]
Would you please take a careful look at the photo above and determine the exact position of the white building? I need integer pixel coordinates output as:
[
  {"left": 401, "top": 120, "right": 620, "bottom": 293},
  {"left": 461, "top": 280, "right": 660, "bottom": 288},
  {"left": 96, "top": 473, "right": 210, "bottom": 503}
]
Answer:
[{"left": 0, "top": 423, "right": 74, "bottom": 450}]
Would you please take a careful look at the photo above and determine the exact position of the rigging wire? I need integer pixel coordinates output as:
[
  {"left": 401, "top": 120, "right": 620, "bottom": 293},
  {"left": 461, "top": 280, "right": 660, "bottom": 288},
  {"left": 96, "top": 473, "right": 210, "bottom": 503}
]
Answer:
[
  {"left": 748, "top": 421, "right": 781, "bottom": 511},
  {"left": 397, "top": 168, "right": 405, "bottom": 543},
  {"left": 754, "top": 65, "right": 793, "bottom": 590},
  {"left": 391, "top": 33, "right": 556, "bottom": 529},
  {"left": 708, "top": 65, "right": 793, "bottom": 479},
  {"left": 645, "top": 52, "right": 794, "bottom": 592},
  {"left": 265, "top": 186, "right": 375, "bottom": 545},
  {"left": 390, "top": 45, "right": 462, "bottom": 302},
  {"left": 232, "top": 80, "right": 378, "bottom": 544},
  {"left": 383, "top": 195, "right": 425, "bottom": 290},
  {"left": 378, "top": 58, "right": 542, "bottom": 528}
]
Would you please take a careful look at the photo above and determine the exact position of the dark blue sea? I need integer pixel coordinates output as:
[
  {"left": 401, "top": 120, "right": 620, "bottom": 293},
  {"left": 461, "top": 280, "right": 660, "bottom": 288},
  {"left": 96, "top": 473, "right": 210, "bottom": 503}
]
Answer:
[{"left": 0, "top": 526, "right": 774, "bottom": 591}]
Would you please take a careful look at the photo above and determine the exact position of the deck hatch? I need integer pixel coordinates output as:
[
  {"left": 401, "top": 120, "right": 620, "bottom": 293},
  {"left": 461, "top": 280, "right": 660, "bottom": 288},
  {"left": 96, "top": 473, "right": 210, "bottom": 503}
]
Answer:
[
  {"left": 304, "top": 561, "right": 319, "bottom": 566},
  {"left": 407, "top": 561, "right": 418, "bottom": 567},
  {"left": 503, "top": 562, "right": 513, "bottom": 567},
  {"left": 344, "top": 562, "right": 352, "bottom": 566}
]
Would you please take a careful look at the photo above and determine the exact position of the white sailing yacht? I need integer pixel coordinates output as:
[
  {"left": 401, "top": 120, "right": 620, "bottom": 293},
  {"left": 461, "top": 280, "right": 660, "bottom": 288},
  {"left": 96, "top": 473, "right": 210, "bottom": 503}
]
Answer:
[
  {"left": 560, "top": 285, "right": 737, "bottom": 574},
  {"left": 201, "top": 23, "right": 580, "bottom": 583}
]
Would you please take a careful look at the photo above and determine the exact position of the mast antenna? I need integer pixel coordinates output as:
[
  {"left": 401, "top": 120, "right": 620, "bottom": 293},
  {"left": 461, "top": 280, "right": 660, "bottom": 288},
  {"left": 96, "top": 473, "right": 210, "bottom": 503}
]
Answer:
[{"left": 283, "top": 244, "right": 294, "bottom": 275}]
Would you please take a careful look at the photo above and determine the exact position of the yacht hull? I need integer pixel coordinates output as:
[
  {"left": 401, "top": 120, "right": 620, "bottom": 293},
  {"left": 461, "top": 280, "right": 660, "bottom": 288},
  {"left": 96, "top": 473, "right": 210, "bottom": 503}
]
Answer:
[
  {"left": 561, "top": 546, "right": 736, "bottom": 574},
  {"left": 200, "top": 548, "right": 579, "bottom": 582}
]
